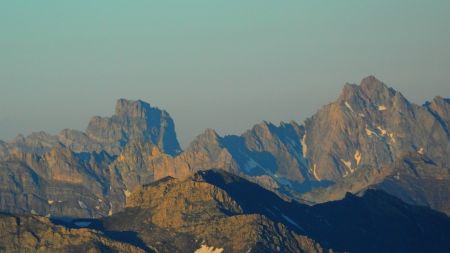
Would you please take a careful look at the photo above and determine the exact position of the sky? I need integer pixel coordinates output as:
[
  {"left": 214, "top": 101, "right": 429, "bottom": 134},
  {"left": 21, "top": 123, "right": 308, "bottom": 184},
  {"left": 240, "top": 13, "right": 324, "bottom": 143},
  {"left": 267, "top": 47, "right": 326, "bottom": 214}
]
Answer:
[{"left": 0, "top": 1, "right": 449, "bottom": 147}]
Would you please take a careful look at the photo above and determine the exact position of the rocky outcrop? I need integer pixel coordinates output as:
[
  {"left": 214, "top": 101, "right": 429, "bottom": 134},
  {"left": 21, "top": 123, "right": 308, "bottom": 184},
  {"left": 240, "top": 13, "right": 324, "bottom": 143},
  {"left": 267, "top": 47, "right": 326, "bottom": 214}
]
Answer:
[
  {"left": 106, "top": 170, "right": 328, "bottom": 253},
  {"left": 104, "top": 170, "right": 450, "bottom": 253}
]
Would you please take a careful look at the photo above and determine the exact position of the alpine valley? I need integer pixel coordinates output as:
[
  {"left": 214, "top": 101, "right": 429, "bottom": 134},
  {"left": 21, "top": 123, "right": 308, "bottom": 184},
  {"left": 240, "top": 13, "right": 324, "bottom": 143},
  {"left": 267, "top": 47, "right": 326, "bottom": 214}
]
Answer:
[{"left": 0, "top": 76, "right": 449, "bottom": 253}]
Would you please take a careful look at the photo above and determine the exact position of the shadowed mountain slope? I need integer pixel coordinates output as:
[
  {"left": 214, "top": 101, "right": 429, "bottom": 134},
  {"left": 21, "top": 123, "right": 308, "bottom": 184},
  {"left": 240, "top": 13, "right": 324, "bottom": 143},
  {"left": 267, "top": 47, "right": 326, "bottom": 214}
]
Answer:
[{"left": 99, "top": 170, "right": 450, "bottom": 253}]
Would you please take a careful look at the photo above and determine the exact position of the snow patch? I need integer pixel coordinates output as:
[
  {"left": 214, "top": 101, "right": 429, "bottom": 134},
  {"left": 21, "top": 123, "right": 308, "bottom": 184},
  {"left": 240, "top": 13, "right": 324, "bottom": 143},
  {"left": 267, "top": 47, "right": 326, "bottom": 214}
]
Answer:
[
  {"left": 238, "top": 151, "right": 274, "bottom": 176},
  {"left": 47, "top": 200, "right": 54, "bottom": 205},
  {"left": 301, "top": 133, "right": 308, "bottom": 156},
  {"left": 108, "top": 203, "right": 113, "bottom": 216},
  {"left": 394, "top": 173, "right": 400, "bottom": 180},
  {"left": 274, "top": 177, "right": 293, "bottom": 187},
  {"left": 74, "top": 221, "right": 92, "bottom": 227},
  {"left": 359, "top": 113, "right": 366, "bottom": 118},
  {"left": 244, "top": 158, "right": 260, "bottom": 172},
  {"left": 265, "top": 208, "right": 277, "bottom": 217},
  {"left": 281, "top": 214, "right": 305, "bottom": 232},
  {"left": 345, "top": 101, "right": 354, "bottom": 112},
  {"left": 417, "top": 147, "right": 425, "bottom": 155},
  {"left": 378, "top": 105, "right": 387, "bottom": 111},
  {"left": 30, "top": 209, "right": 38, "bottom": 215},
  {"left": 365, "top": 128, "right": 375, "bottom": 137},
  {"left": 312, "top": 164, "right": 320, "bottom": 180},
  {"left": 194, "top": 244, "right": 224, "bottom": 253},
  {"left": 377, "top": 126, "right": 387, "bottom": 136},
  {"left": 388, "top": 133, "right": 396, "bottom": 144},
  {"left": 78, "top": 200, "right": 87, "bottom": 209},
  {"left": 340, "top": 159, "right": 354, "bottom": 175},
  {"left": 354, "top": 150, "right": 362, "bottom": 166}
]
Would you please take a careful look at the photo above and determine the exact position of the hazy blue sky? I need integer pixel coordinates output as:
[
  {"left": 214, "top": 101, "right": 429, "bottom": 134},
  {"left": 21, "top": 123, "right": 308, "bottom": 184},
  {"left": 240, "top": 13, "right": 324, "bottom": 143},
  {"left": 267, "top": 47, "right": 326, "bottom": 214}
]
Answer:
[{"left": 1, "top": 1, "right": 449, "bottom": 147}]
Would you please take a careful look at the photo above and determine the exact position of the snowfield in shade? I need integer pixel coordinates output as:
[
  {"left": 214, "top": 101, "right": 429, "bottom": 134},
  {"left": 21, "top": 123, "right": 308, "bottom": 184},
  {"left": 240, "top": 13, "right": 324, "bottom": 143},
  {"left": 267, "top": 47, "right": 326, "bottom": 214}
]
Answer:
[
  {"left": 281, "top": 213, "right": 305, "bottom": 232},
  {"left": 74, "top": 221, "right": 92, "bottom": 227}
]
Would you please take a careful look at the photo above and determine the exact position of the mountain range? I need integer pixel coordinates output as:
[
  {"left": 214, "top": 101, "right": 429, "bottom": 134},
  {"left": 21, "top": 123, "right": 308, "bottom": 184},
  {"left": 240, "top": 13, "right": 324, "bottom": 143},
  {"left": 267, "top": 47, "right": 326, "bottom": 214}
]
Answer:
[{"left": 0, "top": 76, "right": 448, "bottom": 252}]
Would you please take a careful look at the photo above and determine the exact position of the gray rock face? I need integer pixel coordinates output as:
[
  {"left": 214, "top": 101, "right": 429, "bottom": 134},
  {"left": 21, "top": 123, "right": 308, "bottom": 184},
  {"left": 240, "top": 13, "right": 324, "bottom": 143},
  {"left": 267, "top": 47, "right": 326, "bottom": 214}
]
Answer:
[
  {"left": 0, "top": 146, "right": 113, "bottom": 218},
  {"left": 86, "top": 99, "right": 181, "bottom": 156},
  {"left": 303, "top": 76, "right": 449, "bottom": 182},
  {"left": 0, "top": 99, "right": 182, "bottom": 218},
  {"left": 0, "top": 99, "right": 181, "bottom": 157},
  {"left": 294, "top": 77, "right": 449, "bottom": 215},
  {"left": 129, "top": 121, "right": 317, "bottom": 195}
]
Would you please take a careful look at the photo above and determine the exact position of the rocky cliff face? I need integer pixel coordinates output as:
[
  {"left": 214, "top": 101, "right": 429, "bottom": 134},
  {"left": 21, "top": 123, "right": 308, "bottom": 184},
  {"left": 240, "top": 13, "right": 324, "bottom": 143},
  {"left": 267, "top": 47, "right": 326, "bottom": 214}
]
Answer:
[
  {"left": 298, "top": 77, "right": 449, "bottom": 214},
  {"left": 303, "top": 76, "right": 449, "bottom": 181},
  {"left": 125, "top": 121, "right": 315, "bottom": 196},
  {"left": 0, "top": 99, "right": 182, "bottom": 218},
  {"left": 0, "top": 146, "right": 113, "bottom": 218},
  {"left": 85, "top": 99, "right": 181, "bottom": 156},
  {"left": 2, "top": 99, "right": 181, "bottom": 157}
]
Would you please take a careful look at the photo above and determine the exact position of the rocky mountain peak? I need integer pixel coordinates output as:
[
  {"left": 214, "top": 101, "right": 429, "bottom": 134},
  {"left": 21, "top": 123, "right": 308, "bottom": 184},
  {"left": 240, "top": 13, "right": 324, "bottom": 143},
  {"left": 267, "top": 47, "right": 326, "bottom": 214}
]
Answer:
[
  {"left": 115, "top": 99, "right": 153, "bottom": 119},
  {"left": 85, "top": 99, "right": 181, "bottom": 156},
  {"left": 188, "top": 128, "right": 221, "bottom": 150},
  {"left": 338, "top": 83, "right": 360, "bottom": 101},
  {"left": 359, "top": 75, "right": 396, "bottom": 102},
  {"left": 338, "top": 76, "right": 396, "bottom": 106}
]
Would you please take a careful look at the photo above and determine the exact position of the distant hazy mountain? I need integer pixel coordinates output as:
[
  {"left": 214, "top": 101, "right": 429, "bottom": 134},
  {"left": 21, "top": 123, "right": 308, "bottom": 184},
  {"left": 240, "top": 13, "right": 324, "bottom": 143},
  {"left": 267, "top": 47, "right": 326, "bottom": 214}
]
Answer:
[
  {"left": 0, "top": 76, "right": 448, "bottom": 219},
  {"left": 0, "top": 99, "right": 180, "bottom": 217}
]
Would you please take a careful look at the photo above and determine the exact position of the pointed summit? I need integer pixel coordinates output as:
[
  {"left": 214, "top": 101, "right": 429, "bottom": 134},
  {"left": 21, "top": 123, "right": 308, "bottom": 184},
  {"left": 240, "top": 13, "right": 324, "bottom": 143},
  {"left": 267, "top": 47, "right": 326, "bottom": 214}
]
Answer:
[
  {"left": 115, "top": 99, "right": 153, "bottom": 118},
  {"left": 86, "top": 99, "right": 181, "bottom": 156},
  {"left": 360, "top": 75, "right": 383, "bottom": 87},
  {"left": 188, "top": 128, "right": 222, "bottom": 152},
  {"left": 359, "top": 75, "right": 395, "bottom": 100},
  {"left": 337, "top": 76, "right": 397, "bottom": 106}
]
